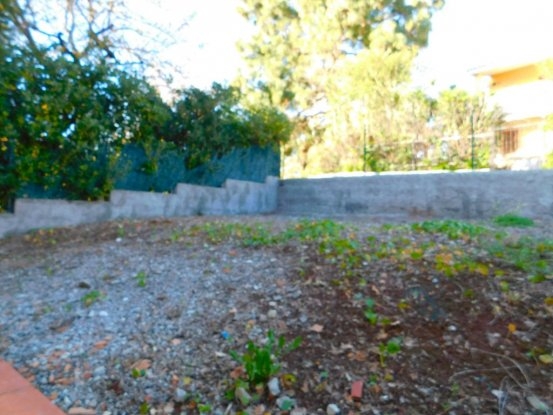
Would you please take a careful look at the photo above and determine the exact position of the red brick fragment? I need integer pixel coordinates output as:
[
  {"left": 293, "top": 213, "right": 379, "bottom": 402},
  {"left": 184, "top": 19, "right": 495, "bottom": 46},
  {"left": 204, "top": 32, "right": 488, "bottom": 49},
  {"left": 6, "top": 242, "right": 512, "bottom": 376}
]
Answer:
[{"left": 351, "top": 380, "right": 363, "bottom": 400}]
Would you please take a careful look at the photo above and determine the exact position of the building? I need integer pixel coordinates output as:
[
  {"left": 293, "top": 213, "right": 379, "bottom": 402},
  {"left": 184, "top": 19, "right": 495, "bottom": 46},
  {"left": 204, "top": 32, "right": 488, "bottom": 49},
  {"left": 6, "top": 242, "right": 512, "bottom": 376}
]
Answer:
[{"left": 473, "top": 57, "right": 553, "bottom": 169}]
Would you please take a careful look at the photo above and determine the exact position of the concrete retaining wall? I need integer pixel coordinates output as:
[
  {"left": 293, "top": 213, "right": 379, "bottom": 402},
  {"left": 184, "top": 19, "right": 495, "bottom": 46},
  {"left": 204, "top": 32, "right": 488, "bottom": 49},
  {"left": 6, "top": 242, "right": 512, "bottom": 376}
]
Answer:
[
  {"left": 278, "top": 170, "right": 553, "bottom": 219},
  {"left": 3, "top": 170, "right": 552, "bottom": 238},
  {"left": 0, "top": 176, "right": 278, "bottom": 238}
]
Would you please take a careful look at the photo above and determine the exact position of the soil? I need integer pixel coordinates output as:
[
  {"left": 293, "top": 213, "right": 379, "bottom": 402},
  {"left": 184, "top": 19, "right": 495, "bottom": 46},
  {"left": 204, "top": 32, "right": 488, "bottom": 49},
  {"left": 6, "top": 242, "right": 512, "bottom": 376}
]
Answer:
[{"left": 0, "top": 215, "right": 552, "bottom": 415}]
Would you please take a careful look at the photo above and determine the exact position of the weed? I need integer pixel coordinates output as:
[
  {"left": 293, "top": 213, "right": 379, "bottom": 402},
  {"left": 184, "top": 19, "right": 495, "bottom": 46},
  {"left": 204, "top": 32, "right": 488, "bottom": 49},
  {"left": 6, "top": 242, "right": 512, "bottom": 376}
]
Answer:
[
  {"left": 81, "top": 290, "right": 103, "bottom": 307},
  {"left": 135, "top": 271, "right": 147, "bottom": 287},
  {"left": 229, "top": 330, "right": 302, "bottom": 386},
  {"left": 117, "top": 224, "right": 126, "bottom": 238},
  {"left": 282, "top": 219, "right": 344, "bottom": 243},
  {"left": 378, "top": 337, "right": 402, "bottom": 367},
  {"left": 138, "top": 402, "right": 149, "bottom": 414},
  {"left": 364, "top": 298, "right": 379, "bottom": 325},
  {"left": 198, "top": 403, "right": 212, "bottom": 413},
  {"left": 170, "top": 230, "right": 182, "bottom": 242},
  {"left": 196, "top": 222, "right": 278, "bottom": 247},
  {"left": 42, "top": 304, "right": 54, "bottom": 314},
  {"left": 487, "top": 236, "right": 553, "bottom": 278},
  {"left": 493, "top": 214, "right": 535, "bottom": 228},
  {"left": 131, "top": 368, "right": 145, "bottom": 378},
  {"left": 412, "top": 220, "right": 487, "bottom": 240}
]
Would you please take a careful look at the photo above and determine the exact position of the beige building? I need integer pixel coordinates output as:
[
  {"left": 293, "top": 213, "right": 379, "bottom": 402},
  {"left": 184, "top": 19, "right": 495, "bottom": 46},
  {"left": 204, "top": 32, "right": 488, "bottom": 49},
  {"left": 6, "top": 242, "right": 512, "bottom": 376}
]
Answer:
[{"left": 473, "top": 57, "right": 553, "bottom": 169}]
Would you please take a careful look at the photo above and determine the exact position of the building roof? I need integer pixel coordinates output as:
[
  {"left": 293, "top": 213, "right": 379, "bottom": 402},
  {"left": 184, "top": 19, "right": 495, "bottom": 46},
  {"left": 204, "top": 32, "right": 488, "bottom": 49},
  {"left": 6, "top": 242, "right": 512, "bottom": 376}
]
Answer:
[{"left": 471, "top": 53, "right": 553, "bottom": 77}]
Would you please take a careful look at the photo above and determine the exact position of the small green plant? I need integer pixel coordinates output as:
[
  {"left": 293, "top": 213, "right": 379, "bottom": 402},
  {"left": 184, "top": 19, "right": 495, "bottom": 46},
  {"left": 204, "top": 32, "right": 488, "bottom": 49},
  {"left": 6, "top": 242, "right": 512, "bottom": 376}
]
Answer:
[
  {"left": 229, "top": 330, "right": 302, "bottom": 386},
  {"left": 117, "top": 224, "right": 126, "bottom": 238},
  {"left": 364, "top": 298, "right": 379, "bottom": 325},
  {"left": 411, "top": 220, "right": 487, "bottom": 240},
  {"left": 378, "top": 337, "right": 402, "bottom": 367},
  {"left": 282, "top": 219, "right": 345, "bottom": 243},
  {"left": 135, "top": 271, "right": 147, "bottom": 287},
  {"left": 138, "top": 402, "right": 149, "bottom": 414},
  {"left": 493, "top": 214, "right": 534, "bottom": 228},
  {"left": 81, "top": 290, "right": 103, "bottom": 307},
  {"left": 198, "top": 403, "right": 212, "bottom": 413},
  {"left": 131, "top": 368, "right": 145, "bottom": 378}
]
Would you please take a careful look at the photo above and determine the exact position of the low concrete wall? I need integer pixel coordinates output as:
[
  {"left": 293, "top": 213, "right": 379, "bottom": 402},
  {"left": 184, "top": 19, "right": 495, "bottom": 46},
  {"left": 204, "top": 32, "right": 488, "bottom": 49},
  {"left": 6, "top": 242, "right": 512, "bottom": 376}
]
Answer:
[
  {"left": 0, "top": 176, "right": 278, "bottom": 238},
  {"left": 278, "top": 170, "right": 553, "bottom": 219}
]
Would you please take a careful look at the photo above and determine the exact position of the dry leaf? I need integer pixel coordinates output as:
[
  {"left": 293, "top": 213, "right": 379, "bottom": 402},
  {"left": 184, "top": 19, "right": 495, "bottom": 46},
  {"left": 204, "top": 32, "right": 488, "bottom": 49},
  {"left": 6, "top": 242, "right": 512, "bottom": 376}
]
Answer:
[
  {"left": 93, "top": 339, "right": 110, "bottom": 350},
  {"left": 538, "top": 354, "right": 553, "bottom": 364},
  {"left": 310, "top": 324, "right": 324, "bottom": 333},
  {"left": 230, "top": 366, "right": 245, "bottom": 380},
  {"left": 376, "top": 330, "right": 388, "bottom": 340},
  {"left": 131, "top": 359, "right": 151, "bottom": 371},
  {"left": 253, "top": 404, "right": 266, "bottom": 415},
  {"left": 348, "top": 350, "right": 368, "bottom": 362}
]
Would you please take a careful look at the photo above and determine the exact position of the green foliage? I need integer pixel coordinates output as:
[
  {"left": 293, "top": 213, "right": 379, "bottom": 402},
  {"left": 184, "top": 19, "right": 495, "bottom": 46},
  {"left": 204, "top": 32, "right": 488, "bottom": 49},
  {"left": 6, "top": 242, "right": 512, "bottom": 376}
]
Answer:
[
  {"left": 167, "top": 83, "right": 292, "bottom": 169},
  {"left": 493, "top": 214, "right": 535, "bottom": 228},
  {"left": 364, "top": 298, "right": 378, "bottom": 325},
  {"left": 131, "top": 368, "right": 146, "bottom": 379},
  {"left": 81, "top": 290, "right": 103, "bottom": 307},
  {"left": 411, "top": 220, "right": 488, "bottom": 240},
  {"left": 432, "top": 87, "right": 504, "bottom": 170},
  {"left": 237, "top": 0, "right": 444, "bottom": 176},
  {"left": 195, "top": 222, "right": 278, "bottom": 247},
  {"left": 378, "top": 337, "right": 402, "bottom": 367},
  {"left": 281, "top": 219, "right": 345, "bottom": 243},
  {"left": 0, "top": 5, "right": 288, "bottom": 210},
  {"left": 139, "top": 402, "right": 150, "bottom": 415},
  {"left": 229, "top": 330, "right": 302, "bottom": 386},
  {"left": 486, "top": 235, "right": 553, "bottom": 279},
  {"left": 0, "top": 42, "right": 172, "bottom": 208},
  {"left": 135, "top": 271, "right": 147, "bottom": 287}
]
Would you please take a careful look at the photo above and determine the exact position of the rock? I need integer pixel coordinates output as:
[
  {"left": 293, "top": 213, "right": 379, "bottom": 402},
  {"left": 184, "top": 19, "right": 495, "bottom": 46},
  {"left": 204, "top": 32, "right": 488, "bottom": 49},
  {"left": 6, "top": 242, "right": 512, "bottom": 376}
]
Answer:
[
  {"left": 236, "top": 386, "right": 252, "bottom": 406},
  {"left": 68, "top": 408, "right": 96, "bottom": 415},
  {"left": 267, "top": 309, "right": 278, "bottom": 319},
  {"left": 527, "top": 395, "right": 550, "bottom": 413},
  {"left": 174, "top": 388, "right": 186, "bottom": 402},
  {"left": 268, "top": 377, "right": 281, "bottom": 396},
  {"left": 290, "top": 408, "right": 307, "bottom": 415},
  {"left": 93, "top": 366, "right": 106, "bottom": 378},
  {"left": 276, "top": 396, "right": 296, "bottom": 410},
  {"left": 326, "top": 403, "right": 341, "bottom": 415}
]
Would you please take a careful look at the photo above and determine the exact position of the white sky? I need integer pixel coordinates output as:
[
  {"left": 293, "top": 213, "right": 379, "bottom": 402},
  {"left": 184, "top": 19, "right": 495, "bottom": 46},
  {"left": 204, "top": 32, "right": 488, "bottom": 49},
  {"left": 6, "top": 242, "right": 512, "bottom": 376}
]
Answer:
[
  {"left": 414, "top": 0, "right": 553, "bottom": 93},
  {"left": 151, "top": 0, "right": 553, "bottom": 93}
]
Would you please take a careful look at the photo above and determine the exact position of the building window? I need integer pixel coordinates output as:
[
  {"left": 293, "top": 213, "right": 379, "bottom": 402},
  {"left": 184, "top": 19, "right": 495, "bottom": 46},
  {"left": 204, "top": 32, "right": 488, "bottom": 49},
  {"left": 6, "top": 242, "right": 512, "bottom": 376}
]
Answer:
[{"left": 497, "top": 129, "right": 519, "bottom": 154}]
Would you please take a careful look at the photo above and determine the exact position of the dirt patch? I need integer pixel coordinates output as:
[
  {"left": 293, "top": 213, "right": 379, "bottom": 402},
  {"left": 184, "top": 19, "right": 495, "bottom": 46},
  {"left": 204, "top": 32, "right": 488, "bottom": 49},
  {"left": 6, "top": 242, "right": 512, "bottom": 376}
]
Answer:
[{"left": 1, "top": 215, "right": 552, "bottom": 414}]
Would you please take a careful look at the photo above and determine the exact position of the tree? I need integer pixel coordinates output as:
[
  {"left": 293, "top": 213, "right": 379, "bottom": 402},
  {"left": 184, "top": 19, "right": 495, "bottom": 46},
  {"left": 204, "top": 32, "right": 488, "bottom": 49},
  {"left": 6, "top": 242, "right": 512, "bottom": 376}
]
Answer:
[
  {"left": 236, "top": 0, "right": 444, "bottom": 175},
  {"left": 432, "top": 87, "right": 504, "bottom": 169},
  {"left": 0, "top": 0, "right": 176, "bottom": 209},
  {"left": 167, "top": 84, "right": 292, "bottom": 169},
  {"left": 0, "top": 0, "right": 186, "bottom": 73},
  {"left": 0, "top": 44, "right": 173, "bottom": 208}
]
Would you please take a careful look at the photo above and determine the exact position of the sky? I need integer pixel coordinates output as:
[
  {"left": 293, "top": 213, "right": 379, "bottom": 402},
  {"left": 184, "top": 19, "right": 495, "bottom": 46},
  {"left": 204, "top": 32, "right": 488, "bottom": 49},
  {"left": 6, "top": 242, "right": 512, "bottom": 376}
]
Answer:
[
  {"left": 151, "top": 0, "right": 553, "bottom": 93},
  {"left": 413, "top": 0, "right": 553, "bottom": 93}
]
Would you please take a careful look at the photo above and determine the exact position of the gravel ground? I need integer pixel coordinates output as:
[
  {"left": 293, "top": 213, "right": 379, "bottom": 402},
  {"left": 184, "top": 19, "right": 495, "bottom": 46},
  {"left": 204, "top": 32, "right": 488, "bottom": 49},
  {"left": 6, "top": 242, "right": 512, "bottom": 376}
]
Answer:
[
  {"left": 1, "top": 215, "right": 552, "bottom": 415},
  {"left": 1, "top": 216, "right": 305, "bottom": 414}
]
